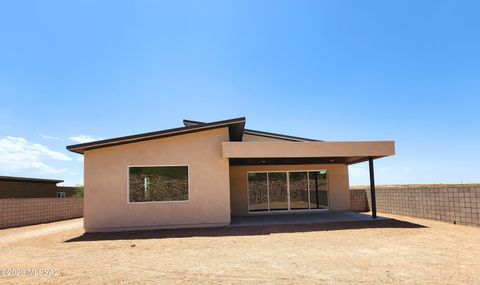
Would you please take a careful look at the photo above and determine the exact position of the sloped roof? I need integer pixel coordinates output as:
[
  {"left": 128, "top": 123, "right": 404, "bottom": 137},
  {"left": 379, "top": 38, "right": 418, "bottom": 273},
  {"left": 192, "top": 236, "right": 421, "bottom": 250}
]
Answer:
[
  {"left": 183, "top": 119, "right": 320, "bottom": 142},
  {"left": 67, "top": 117, "right": 245, "bottom": 154}
]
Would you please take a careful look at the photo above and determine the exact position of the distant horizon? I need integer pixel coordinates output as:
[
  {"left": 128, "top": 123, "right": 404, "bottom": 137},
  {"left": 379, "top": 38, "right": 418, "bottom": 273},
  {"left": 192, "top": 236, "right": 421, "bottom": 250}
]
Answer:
[{"left": 1, "top": 1, "right": 479, "bottom": 186}]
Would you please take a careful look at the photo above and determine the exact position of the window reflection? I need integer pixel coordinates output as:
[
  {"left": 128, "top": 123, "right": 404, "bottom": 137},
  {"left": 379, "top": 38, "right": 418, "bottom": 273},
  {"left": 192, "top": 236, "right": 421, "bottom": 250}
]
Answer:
[
  {"left": 247, "top": 170, "right": 328, "bottom": 212},
  {"left": 248, "top": 173, "right": 268, "bottom": 211}
]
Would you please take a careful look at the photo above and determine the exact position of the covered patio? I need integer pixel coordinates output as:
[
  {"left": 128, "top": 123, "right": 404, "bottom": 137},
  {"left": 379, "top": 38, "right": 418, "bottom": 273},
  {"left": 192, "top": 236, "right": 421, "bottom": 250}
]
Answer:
[{"left": 224, "top": 141, "right": 395, "bottom": 219}]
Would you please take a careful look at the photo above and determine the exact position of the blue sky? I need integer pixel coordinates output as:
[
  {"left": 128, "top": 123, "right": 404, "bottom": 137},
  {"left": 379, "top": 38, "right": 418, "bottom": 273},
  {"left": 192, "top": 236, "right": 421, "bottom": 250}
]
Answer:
[{"left": 0, "top": 1, "right": 479, "bottom": 186}]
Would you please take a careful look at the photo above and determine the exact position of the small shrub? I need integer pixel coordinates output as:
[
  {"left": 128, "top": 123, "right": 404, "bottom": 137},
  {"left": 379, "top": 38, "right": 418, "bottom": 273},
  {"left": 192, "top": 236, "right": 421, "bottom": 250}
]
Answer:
[{"left": 74, "top": 186, "right": 84, "bottom": 198}]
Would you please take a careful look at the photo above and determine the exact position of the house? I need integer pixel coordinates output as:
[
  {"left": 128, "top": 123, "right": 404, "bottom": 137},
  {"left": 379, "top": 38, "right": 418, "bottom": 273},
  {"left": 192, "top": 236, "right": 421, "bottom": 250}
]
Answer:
[
  {"left": 67, "top": 117, "right": 395, "bottom": 232},
  {"left": 0, "top": 176, "right": 76, "bottom": 198}
]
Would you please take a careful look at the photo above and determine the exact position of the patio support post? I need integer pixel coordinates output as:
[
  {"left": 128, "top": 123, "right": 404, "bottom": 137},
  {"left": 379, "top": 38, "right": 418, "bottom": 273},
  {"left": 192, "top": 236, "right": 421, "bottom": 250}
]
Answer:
[{"left": 368, "top": 156, "right": 377, "bottom": 219}]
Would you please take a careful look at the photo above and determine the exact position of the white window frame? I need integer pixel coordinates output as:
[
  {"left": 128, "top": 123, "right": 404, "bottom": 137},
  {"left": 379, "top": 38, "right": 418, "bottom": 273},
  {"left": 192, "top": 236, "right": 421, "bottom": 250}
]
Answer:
[
  {"left": 127, "top": 164, "right": 190, "bottom": 204},
  {"left": 246, "top": 169, "right": 329, "bottom": 214},
  {"left": 56, "top": 192, "right": 66, "bottom": 198}
]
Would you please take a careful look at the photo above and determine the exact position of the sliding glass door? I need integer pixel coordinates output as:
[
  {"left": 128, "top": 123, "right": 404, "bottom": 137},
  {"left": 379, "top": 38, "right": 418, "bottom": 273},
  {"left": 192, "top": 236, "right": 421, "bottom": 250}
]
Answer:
[
  {"left": 248, "top": 173, "right": 268, "bottom": 211},
  {"left": 308, "top": 171, "right": 328, "bottom": 209},
  {"left": 268, "top": 173, "right": 288, "bottom": 210},
  {"left": 247, "top": 170, "right": 328, "bottom": 213},
  {"left": 289, "top": 172, "right": 309, "bottom": 210}
]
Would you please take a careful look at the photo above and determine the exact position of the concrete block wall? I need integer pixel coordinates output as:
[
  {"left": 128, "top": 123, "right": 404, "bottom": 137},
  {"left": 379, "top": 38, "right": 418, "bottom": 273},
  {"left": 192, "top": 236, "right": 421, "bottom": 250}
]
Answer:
[
  {"left": 0, "top": 198, "right": 83, "bottom": 229},
  {"left": 350, "top": 190, "right": 369, "bottom": 212},
  {"left": 359, "top": 186, "right": 480, "bottom": 227}
]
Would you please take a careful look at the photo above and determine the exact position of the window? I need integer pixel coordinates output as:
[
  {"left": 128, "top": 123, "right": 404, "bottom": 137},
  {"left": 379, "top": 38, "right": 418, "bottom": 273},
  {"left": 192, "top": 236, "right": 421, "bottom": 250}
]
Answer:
[
  {"left": 56, "top": 192, "right": 66, "bottom": 198},
  {"left": 129, "top": 166, "right": 189, "bottom": 202}
]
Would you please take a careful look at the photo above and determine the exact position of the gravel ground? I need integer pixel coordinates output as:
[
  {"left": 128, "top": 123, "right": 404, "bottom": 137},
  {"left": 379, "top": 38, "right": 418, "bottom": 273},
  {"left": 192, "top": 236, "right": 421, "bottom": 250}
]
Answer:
[{"left": 0, "top": 214, "right": 479, "bottom": 284}]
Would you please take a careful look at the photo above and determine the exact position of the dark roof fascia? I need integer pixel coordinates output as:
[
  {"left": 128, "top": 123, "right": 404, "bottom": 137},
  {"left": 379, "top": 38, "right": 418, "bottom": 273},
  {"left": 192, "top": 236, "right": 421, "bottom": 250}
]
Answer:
[
  {"left": 67, "top": 117, "right": 246, "bottom": 154},
  {"left": 0, "top": 176, "right": 63, "bottom": 184},
  {"left": 229, "top": 157, "right": 348, "bottom": 166},
  {"left": 183, "top": 119, "right": 205, "bottom": 127},
  {"left": 183, "top": 119, "right": 320, "bottom": 142}
]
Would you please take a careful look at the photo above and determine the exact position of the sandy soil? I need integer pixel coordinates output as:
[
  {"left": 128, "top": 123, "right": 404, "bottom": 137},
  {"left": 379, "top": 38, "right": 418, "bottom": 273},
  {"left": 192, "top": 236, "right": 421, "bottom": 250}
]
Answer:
[{"left": 0, "top": 214, "right": 479, "bottom": 284}]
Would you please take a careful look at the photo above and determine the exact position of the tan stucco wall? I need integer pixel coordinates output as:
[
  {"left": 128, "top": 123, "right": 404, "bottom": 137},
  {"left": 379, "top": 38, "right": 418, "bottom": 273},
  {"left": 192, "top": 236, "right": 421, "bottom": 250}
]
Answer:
[
  {"left": 84, "top": 128, "right": 231, "bottom": 232},
  {"left": 242, "top": 133, "right": 295, "bottom": 142},
  {"left": 229, "top": 164, "right": 350, "bottom": 216},
  {"left": 223, "top": 141, "right": 395, "bottom": 158}
]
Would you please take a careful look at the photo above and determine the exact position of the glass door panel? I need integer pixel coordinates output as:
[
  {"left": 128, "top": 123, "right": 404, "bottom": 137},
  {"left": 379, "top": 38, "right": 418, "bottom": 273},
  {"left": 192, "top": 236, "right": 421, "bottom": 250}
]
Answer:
[
  {"left": 289, "top": 172, "right": 309, "bottom": 210},
  {"left": 268, "top": 172, "right": 288, "bottom": 210},
  {"left": 308, "top": 171, "right": 328, "bottom": 209},
  {"left": 248, "top": 173, "right": 268, "bottom": 211}
]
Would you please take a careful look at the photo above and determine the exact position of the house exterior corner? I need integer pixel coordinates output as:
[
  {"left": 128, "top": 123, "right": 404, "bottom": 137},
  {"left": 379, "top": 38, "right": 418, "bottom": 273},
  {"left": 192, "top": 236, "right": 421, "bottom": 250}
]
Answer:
[{"left": 83, "top": 127, "right": 231, "bottom": 232}]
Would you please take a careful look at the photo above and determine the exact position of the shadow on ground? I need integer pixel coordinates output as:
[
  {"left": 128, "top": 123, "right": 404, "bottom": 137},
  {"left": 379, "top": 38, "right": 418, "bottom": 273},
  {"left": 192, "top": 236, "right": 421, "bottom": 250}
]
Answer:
[{"left": 65, "top": 219, "right": 426, "bottom": 242}]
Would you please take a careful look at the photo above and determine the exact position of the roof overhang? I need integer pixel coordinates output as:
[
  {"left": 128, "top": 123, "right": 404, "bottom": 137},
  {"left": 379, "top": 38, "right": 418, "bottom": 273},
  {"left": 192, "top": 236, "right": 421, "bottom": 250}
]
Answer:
[
  {"left": 223, "top": 141, "right": 395, "bottom": 165},
  {"left": 0, "top": 176, "right": 63, "bottom": 184},
  {"left": 67, "top": 117, "right": 245, "bottom": 154}
]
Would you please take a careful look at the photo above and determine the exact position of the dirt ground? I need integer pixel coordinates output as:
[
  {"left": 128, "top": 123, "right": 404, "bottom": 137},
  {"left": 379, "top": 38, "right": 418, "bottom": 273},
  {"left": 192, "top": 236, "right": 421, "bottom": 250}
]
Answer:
[{"left": 0, "top": 214, "right": 479, "bottom": 284}]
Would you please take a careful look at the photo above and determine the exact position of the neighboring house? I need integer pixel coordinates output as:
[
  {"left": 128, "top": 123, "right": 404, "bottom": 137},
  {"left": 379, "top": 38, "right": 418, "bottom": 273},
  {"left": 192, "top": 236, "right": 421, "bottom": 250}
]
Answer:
[
  {"left": 67, "top": 117, "right": 395, "bottom": 232},
  {"left": 0, "top": 176, "right": 76, "bottom": 198}
]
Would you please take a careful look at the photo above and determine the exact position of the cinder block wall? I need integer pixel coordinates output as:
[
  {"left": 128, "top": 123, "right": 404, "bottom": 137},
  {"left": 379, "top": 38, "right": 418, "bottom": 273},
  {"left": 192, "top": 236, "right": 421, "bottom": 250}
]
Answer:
[
  {"left": 350, "top": 190, "right": 369, "bottom": 212},
  {"left": 357, "top": 186, "right": 479, "bottom": 227},
  {"left": 0, "top": 198, "right": 83, "bottom": 229}
]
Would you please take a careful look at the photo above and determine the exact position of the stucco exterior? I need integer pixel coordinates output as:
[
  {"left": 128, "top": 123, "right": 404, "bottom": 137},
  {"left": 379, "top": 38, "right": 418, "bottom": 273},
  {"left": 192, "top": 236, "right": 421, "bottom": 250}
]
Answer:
[
  {"left": 223, "top": 141, "right": 395, "bottom": 160},
  {"left": 69, "top": 117, "right": 395, "bottom": 232},
  {"left": 230, "top": 164, "right": 350, "bottom": 216},
  {"left": 242, "top": 133, "right": 299, "bottom": 142},
  {"left": 84, "top": 128, "right": 231, "bottom": 232}
]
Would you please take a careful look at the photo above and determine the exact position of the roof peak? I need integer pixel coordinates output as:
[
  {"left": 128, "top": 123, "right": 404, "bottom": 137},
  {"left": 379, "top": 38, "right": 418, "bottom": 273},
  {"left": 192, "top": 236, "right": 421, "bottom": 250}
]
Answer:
[{"left": 183, "top": 118, "right": 320, "bottom": 142}]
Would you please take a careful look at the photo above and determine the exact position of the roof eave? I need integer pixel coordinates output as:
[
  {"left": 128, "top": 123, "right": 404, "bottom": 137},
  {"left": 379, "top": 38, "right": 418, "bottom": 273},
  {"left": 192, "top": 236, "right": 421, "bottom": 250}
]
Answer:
[
  {"left": 67, "top": 117, "right": 245, "bottom": 154},
  {"left": 0, "top": 176, "right": 64, "bottom": 184}
]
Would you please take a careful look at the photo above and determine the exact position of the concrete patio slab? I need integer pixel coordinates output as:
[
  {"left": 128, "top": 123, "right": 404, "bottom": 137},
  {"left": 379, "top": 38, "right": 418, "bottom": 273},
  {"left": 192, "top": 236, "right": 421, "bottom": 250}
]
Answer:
[{"left": 230, "top": 211, "right": 389, "bottom": 227}]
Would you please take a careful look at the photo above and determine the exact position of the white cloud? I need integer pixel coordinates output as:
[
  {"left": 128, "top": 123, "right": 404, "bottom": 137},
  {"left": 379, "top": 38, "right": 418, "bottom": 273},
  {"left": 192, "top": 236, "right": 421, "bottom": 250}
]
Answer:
[
  {"left": 404, "top": 167, "right": 414, "bottom": 172},
  {"left": 62, "top": 180, "right": 83, "bottom": 187},
  {"left": 349, "top": 166, "right": 368, "bottom": 178},
  {"left": 69, "top": 134, "right": 101, "bottom": 143},
  {"left": 38, "top": 133, "right": 59, "bottom": 140},
  {"left": 0, "top": 136, "right": 71, "bottom": 174},
  {"left": 77, "top": 156, "right": 84, "bottom": 162}
]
